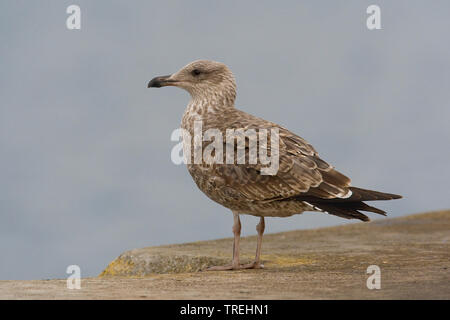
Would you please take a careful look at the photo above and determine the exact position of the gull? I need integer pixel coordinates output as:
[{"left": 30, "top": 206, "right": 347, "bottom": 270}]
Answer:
[{"left": 147, "top": 60, "right": 401, "bottom": 270}]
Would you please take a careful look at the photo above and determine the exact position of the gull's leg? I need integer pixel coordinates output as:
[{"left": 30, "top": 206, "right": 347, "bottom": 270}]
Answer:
[
  {"left": 254, "top": 216, "right": 265, "bottom": 267},
  {"left": 231, "top": 211, "right": 242, "bottom": 268},
  {"left": 241, "top": 216, "right": 265, "bottom": 269},
  {"left": 205, "top": 213, "right": 265, "bottom": 271},
  {"left": 205, "top": 211, "right": 241, "bottom": 271}
]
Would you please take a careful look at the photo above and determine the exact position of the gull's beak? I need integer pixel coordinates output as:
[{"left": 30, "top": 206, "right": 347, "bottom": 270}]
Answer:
[{"left": 147, "top": 75, "right": 177, "bottom": 88}]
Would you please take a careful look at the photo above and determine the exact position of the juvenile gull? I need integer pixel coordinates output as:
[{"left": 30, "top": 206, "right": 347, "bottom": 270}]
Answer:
[{"left": 148, "top": 60, "right": 401, "bottom": 270}]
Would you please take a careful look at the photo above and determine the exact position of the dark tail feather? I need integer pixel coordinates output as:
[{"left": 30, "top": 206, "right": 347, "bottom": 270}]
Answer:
[
  {"left": 347, "top": 187, "right": 402, "bottom": 202},
  {"left": 350, "top": 202, "right": 386, "bottom": 215},
  {"left": 296, "top": 186, "right": 401, "bottom": 221},
  {"left": 307, "top": 191, "right": 396, "bottom": 222},
  {"left": 309, "top": 201, "right": 371, "bottom": 222}
]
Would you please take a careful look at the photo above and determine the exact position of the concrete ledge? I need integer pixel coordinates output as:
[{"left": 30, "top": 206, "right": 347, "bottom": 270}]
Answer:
[{"left": 1, "top": 210, "right": 449, "bottom": 299}]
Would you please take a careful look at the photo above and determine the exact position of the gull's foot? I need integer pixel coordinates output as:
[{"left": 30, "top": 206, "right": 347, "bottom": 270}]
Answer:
[{"left": 204, "top": 261, "right": 264, "bottom": 271}]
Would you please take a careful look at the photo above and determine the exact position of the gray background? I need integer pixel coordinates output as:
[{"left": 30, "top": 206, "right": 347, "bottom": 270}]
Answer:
[{"left": 1, "top": 0, "right": 449, "bottom": 280}]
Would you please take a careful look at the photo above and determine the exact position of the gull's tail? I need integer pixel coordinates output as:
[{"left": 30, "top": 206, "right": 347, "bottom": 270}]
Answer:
[{"left": 305, "top": 187, "right": 402, "bottom": 222}]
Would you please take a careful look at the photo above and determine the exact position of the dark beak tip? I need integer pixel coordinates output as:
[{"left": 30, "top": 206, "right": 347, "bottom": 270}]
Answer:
[
  {"left": 147, "top": 75, "right": 172, "bottom": 88},
  {"left": 147, "top": 78, "right": 161, "bottom": 88}
]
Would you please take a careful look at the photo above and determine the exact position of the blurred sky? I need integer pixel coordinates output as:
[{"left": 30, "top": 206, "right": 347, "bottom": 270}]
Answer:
[{"left": 1, "top": 0, "right": 449, "bottom": 280}]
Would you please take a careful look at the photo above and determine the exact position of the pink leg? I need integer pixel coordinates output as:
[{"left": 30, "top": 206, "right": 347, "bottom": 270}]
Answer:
[
  {"left": 231, "top": 211, "right": 241, "bottom": 268},
  {"left": 254, "top": 216, "right": 265, "bottom": 267},
  {"left": 205, "top": 213, "right": 265, "bottom": 271},
  {"left": 240, "top": 216, "right": 265, "bottom": 269}
]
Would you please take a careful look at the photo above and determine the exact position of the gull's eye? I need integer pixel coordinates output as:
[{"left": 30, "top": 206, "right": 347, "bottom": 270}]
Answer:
[{"left": 191, "top": 69, "right": 202, "bottom": 76}]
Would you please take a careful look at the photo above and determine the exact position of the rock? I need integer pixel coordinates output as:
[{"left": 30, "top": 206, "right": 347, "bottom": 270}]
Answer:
[
  {"left": 1, "top": 210, "right": 449, "bottom": 299},
  {"left": 100, "top": 251, "right": 230, "bottom": 276},
  {"left": 100, "top": 210, "right": 450, "bottom": 280}
]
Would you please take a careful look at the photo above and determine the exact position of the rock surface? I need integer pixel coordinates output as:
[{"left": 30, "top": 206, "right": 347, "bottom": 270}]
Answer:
[{"left": 1, "top": 210, "right": 449, "bottom": 299}]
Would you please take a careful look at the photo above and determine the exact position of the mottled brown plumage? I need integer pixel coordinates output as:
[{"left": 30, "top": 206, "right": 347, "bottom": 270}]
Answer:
[{"left": 148, "top": 60, "right": 401, "bottom": 270}]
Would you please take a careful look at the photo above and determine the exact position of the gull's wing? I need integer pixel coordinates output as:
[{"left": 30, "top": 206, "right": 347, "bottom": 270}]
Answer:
[
  {"left": 200, "top": 109, "right": 353, "bottom": 202},
  {"left": 193, "top": 109, "right": 401, "bottom": 221}
]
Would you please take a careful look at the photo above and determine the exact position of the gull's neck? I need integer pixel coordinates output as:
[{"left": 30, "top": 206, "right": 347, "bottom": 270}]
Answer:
[
  {"left": 191, "top": 91, "right": 235, "bottom": 112},
  {"left": 182, "top": 86, "right": 236, "bottom": 130}
]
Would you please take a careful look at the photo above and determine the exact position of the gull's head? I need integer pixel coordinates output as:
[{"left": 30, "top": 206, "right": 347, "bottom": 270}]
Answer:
[{"left": 148, "top": 60, "right": 236, "bottom": 104}]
